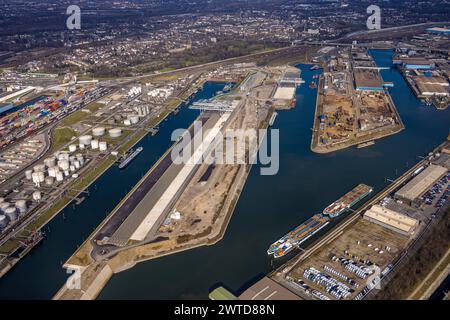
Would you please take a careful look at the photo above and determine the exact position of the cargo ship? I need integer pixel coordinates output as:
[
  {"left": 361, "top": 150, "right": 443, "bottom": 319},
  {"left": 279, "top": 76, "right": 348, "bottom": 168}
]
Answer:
[
  {"left": 119, "top": 147, "right": 143, "bottom": 169},
  {"left": 267, "top": 214, "right": 330, "bottom": 258},
  {"left": 322, "top": 184, "right": 373, "bottom": 218},
  {"left": 267, "top": 184, "right": 373, "bottom": 258}
]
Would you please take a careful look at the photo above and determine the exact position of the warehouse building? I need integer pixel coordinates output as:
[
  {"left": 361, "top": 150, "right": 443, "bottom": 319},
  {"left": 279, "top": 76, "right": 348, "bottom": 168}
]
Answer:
[
  {"left": 426, "top": 27, "right": 450, "bottom": 35},
  {"left": 395, "top": 164, "right": 448, "bottom": 205},
  {"left": 364, "top": 205, "right": 419, "bottom": 236},
  {"left": 401, "top": 58, "right": 435, "bottom": 70}
]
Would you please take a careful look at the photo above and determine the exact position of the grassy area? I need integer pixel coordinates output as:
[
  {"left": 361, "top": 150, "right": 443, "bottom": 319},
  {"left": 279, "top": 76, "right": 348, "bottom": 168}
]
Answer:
[
  {"left": 87, "top": 102, "right": 105, "bottom": 113},
  {"left": 118, "top": 130, "right": 147, "bottom": 154},
  {"left": 27, "top": 197, "right": 69, "bottom": 231},
  {"left": 59, "top": 110, "right": 89, "bottom": 127},
  {"left": 51, "top": 127, "right": 78, "bottom": 153},
  {"left": 0, "top": 239, "right": 21, "bottom": 255},
  {"left": 375, "top": 207, "right": 450, "bottom": 299},
  {"left": 158, "top": 67, "right": 175, "bottom": 73}
]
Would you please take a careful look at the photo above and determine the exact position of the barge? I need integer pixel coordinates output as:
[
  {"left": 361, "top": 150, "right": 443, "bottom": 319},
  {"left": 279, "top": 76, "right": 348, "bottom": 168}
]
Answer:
[
  {"left": 118, "top": 147, "right": 143, "bottom": 169},
  {"left": 268, "top": 184, "right": 373, "bottom": 258}
]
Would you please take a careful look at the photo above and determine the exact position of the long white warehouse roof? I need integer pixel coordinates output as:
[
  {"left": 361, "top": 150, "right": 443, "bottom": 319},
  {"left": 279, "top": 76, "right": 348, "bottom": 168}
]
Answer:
[
  {"left": 364, "top": 205, "right": 419, "bottom": 235},
  {"left": 395, "top": 164, "right": 447, "bottom": 201}
]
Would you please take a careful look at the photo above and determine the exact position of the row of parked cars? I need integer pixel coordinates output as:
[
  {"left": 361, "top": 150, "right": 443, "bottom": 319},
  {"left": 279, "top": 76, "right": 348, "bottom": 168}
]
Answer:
[{"left": 422, "top": 173, "right": 449, "bottom": 207}]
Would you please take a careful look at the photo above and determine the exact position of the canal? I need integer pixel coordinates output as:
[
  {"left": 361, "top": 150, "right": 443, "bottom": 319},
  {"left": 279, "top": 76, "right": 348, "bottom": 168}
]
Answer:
[{"left": 0, "top": 50, "right": 449, "bottom": 299}]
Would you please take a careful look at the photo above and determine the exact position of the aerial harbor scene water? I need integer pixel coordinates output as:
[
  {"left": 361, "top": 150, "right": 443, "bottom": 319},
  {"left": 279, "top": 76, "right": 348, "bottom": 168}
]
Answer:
[{"left": 0, "top": 1, "right": 449, "bottom": 308}]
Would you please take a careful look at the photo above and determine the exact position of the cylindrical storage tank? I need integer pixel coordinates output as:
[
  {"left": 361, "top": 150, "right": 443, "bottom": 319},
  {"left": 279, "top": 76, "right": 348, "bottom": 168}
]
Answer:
[
  {"left": 31, "top": 172, "right": 40, "bottom": 184},
  {"left": 79, "top": 135, "right": 92, "bottom": 146},
  {"left": 48, "top": 167, "right": 57, "bottom": 178},
  {"left": 32, "top": 191, "right": 42, "bottom": 201},
  {"left": 64, "top": 170, "right": 70, "bottom": 177},
  {"left": 45, "top": 177, "right": 54, "bottom": 185},
  {"left": 74, "top": 161, "right": 81, "bottom": 169},
  {"left": 72, "top": 173, "right": 79, "bottom": 179},
  {"left": 91, "top": 140, "right": 99, "bottom": 150},
  {"left": 69, "top": 165, "right": 75, "bottom": 172},
  {"left": 99, "top": 142, "right": 107, "bottom": 151},
  {"left": 56, "top": 172, "right": 64, "bottom": 182},
  {"left": 0, "top": 215, "right": 8, "bottom": 228},
  {"left": 37, "top": 172, "right": 45, "bottom": 183},
  {"left": 92, "top": 127, "right": 105, "bottom": 137},
  {"left": 4, "top": 207, "right": 18, "bottom": 221},
  {"left": 57, "top": 153, "right": 69, "bottom": 161},
  {"left": 79, "top": 143, "right": 85, "bottom": 150},
  {"left": 129, "top": 115, "right": 139, "bottom": 124},
  {"left": 33, "top": 164, "right": 45, "bottom": 172},
  {"left": 15, "top": 200, "right": 27, "bottom": 213},
  {"left": 44, "top": 157, "right": 56, "bottom": 168},
  {"left": 123, "top": 119, "right": 131, "bottom": 126},
  {"left": 0, "top": 202, "right": 10, "bottom": 213},
  {"left": 25, "top": 170, "right": 33, "bottom": 180},
  {"left": 69, "top": 144, "right": 77, "bottom": 153},
  {"left": 58, "top": 160, "right": 69, "bottom": 171},
  {"left": 109, "top": 128, "right": 122, "bottom": 138}
]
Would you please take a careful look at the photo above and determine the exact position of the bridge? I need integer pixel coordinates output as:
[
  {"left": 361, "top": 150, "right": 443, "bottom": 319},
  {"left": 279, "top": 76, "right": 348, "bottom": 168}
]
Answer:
[{"left": 189, "top": 99, "right": 236, "bottom": 112}]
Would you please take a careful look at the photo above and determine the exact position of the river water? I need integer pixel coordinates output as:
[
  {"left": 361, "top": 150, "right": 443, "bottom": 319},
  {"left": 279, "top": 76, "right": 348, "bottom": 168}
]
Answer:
[{"left": 0, "top": 50, "right": 448, "bottom": 299}]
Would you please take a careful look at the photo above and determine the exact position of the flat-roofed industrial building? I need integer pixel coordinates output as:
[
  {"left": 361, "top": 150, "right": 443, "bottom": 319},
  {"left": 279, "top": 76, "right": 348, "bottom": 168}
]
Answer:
[
  {"left": 395, "top": 164, "right": 448, "bottom": 205},
  {"left": 239, "top": 277, "right": 301, "bottom": 300},
  {"left": 363, "top": 205, "right": 419, "bottom": 236}
]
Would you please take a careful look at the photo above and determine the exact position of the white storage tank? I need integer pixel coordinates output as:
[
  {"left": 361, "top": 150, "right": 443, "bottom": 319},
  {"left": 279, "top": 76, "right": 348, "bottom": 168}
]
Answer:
[
  {"left": 69, "top": 144, "right": 77, "bottom": 153},
  {"left": 79, "top": 135, "right": 93, "bottom": 145},
  {"left": 57, "top": 153, "right": 69, "bottom": 161},
  {"left": 48, "top": 167, "right": 57, "bottom": 178},
  {"left": 15, "top": 200, "right": 27, "bottom": 213},
  {"left": 72, "top": 173, "right": 79, "bottom": 179},
  {"left": 37, "top": 172, "right": 45, "bottom": 183},
  {"left": 45, "top": 177, "right": 54, "bottom": 185},
  {"left": 79, "top": 143, "right": 85, "bottom": 150},
  {"left": 70, "top": 165, "right": 76, "bottom": 172},
  {"left": 91, "top": 139, "right": 99, "bottom": 150},
  {"left": 129, "top": 115, "right": 139, "bottom": 124},
  {"left": 64, "top": 170, "right": 70, "bottom": 177},
  {"left": 44, "top": 157, "right": 56, "bottom": 168},
  {"left": 32, "top": 191, "right": 42, "bottom": 201},
  {"left": 99, "top": 141, "right": 107, "bottom": 151},
  {"left": 4, "top": 207, "right": 18, "bottom": 221},
  {"left": 25, "top": 170, "right": 33, "bottom": 180},
  {"left": 92, "top": 127, "right": 105, "bottom": 137},
  {"left": 123, "top": 119, "right": 131, "bottom": 126},
  {"left": 109, "top": 128, "right": 122, "bottom": 138},
  {"left": 74, "top": 161, "right": 81, "bottom": 169},
  {"left": 58, "top": 160, "right": 70, "bottom": 171},
  {"left": 32, "top": 172, "right": 44, "bottom": 186},
  {"left": 56, "top": 171, "right": 64, "bottom": 182},
  {"left": 0, "top": 202, "right": 10, "bottom": 213},
  {"left": 0, "top": 215, "right": 8, "bottom": 228},
  {"left": 33, "top": 164, "right": 45, "bottom": 172}
]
